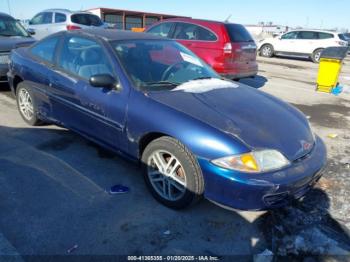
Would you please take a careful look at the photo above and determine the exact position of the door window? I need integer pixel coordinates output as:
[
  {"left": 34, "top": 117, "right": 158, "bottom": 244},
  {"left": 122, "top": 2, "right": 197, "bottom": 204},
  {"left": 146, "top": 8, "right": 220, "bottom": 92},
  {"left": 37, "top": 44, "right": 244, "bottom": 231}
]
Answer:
[
  {"left": 30, "top": 12, "right": 53, "bottom": 25},
  {"left": 57, "top": 36, "right": 113, "bottom": 80},
  {"left": 173, "top": 23, "right": 217, "bottom": 41},
  {"left": 55, "top": 13, "right": 67, "bottom": 23},
  {"left": 281, "top": 31, "right": 298, "bottom": 40},
  {"left": 30, "top": 36, "right": 60, "bottom": 63},
  {"left": 298, "top": 31, "right": 318, "bottom": 40},
  {"left": 147, "top": 22, "right": 173, "bottom": 37}
]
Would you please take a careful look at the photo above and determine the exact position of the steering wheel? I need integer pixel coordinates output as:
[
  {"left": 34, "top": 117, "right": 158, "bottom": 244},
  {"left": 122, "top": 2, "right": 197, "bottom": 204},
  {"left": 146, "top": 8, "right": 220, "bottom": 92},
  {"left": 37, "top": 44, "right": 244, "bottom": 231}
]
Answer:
[{"left": 161, "top": 61, "right": 189, "bottom": 81}]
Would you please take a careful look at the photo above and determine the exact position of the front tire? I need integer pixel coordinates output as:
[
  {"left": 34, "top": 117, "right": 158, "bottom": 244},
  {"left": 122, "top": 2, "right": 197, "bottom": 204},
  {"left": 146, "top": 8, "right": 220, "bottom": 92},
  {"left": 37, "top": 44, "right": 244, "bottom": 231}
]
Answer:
[
  {"left": 312, "top": 49, "right": 324, "bottom": 63},
  {"left": 260, "top": 44, "right": 274, "bottom": 57},
  {"left": 16, "top": 82, "right": 41, "bottom": 126},
  {"left": 141, "top": 136, "right": 204, "bottom": 209}
]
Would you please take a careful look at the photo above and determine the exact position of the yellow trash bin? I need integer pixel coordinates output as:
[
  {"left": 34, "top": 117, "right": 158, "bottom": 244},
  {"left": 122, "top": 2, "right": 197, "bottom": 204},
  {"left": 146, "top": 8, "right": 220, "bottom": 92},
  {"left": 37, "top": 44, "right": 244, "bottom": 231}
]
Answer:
[{"left": 316, "top": 47, "right": 348, "bottom": 93}]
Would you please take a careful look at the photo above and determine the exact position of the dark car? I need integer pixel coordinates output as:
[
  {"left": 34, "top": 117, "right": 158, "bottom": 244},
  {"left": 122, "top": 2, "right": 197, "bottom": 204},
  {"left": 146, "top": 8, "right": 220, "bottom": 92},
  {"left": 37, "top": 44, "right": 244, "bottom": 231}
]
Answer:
[
  {"left": 146, "top": 18, "right": 258, "bottom": 80},
  {"left": 8, "top": 29, "right": 326, "bottom": 210},
  {"left": 0, "top": 12, "right": 35, "bottom": 82}
]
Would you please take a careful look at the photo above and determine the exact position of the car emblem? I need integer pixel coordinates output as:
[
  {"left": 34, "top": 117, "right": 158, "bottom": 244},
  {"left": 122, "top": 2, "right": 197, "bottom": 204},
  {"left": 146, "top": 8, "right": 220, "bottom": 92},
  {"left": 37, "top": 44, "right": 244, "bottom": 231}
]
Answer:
[{"left": 301, "top": 140, "right": 312, "bottom": 151}]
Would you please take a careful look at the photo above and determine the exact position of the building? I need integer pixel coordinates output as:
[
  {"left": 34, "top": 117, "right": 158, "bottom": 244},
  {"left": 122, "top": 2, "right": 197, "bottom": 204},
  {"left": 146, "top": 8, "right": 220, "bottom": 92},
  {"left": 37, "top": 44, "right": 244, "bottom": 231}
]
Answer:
[{"left": 86, "top": 7, "right": 188, "bottom": 30}]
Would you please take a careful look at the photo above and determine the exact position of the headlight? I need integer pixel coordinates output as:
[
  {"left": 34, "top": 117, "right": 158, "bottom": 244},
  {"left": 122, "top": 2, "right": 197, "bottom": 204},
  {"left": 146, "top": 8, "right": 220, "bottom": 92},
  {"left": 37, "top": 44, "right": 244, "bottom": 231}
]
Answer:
[{"left": 212, "top": 149, "right": 290, "bottom": 173}]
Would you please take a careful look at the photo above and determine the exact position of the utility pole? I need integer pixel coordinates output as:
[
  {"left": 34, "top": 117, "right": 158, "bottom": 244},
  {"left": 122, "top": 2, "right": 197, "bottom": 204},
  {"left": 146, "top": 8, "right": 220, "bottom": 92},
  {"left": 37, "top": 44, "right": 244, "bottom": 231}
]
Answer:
[{"left": 7, "top": 0, "right": 12, "bottom": 15}]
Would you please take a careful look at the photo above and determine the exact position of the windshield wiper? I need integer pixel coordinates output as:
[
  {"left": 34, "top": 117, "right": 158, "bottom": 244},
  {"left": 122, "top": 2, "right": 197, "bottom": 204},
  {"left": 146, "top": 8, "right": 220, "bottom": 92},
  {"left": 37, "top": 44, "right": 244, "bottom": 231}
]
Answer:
[
  {"left": 144, "top": 81, "right": 180, "bottom": 87},
  {"left": 191, "top": 77, "right": 215, "bottom": 81}
]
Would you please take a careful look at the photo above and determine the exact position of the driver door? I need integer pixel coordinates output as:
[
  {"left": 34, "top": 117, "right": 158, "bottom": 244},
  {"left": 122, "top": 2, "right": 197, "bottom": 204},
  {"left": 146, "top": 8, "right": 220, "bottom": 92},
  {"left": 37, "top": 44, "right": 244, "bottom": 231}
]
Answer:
[
  {"left": 49, "top": 35, "right": 129, "bottom": 150},
  {"left": 274, "top": 31, "right": 299, "bottom": 53}
]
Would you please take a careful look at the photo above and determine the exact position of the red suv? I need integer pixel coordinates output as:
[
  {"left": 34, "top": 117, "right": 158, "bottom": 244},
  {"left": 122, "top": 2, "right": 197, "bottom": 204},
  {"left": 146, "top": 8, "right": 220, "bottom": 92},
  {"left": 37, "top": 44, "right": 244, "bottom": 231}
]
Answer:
[{"left": 146, "top": 18, "right": 258, "bottom": 79}]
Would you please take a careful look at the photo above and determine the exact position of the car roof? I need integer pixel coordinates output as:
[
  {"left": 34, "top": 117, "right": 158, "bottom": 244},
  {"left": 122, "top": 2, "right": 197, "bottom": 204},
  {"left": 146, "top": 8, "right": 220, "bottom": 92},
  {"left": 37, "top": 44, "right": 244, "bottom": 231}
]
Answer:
[
  {"left": 162, "top": 17, "right": 227, "bottom": 25},
  {"left": 287, "top": 29, "right": 339, "bottom": 34},
  {"left": 40, "top": 9, "right": 94, "bottom": 15},
  {"left": 63, "top": 29, "right": 167, "bottom": 41},
  {"left": 0, "top": 12, "right": 15, "bottom": 20}
]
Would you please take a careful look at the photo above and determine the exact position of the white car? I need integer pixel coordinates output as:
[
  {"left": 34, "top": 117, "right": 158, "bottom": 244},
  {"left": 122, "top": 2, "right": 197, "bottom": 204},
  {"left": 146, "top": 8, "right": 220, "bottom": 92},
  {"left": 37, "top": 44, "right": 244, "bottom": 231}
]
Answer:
[
  {"left": 258, "top": 30, "right": 348, "bottom": 63},
  {"left": 27, "top": 9, "right": 107, "bottom": 40}
]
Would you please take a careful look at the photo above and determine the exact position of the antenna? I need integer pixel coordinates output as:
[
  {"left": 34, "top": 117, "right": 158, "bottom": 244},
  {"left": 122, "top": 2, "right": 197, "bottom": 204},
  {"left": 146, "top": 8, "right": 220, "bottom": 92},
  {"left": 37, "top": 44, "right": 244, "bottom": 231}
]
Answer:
[{"left": 224, "top": 14, "right": 232, "bottom": 23}]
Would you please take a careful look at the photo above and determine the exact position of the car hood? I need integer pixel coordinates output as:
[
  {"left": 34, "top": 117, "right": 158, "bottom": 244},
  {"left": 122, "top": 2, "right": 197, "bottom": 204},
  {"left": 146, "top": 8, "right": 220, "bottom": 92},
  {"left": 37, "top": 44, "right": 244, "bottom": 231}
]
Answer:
[
  {"left": 147, "top": 79, "right": 314, "bottom": 161},
  {"left": 0, "top": 36, "right": 35, "bottom": 52}
]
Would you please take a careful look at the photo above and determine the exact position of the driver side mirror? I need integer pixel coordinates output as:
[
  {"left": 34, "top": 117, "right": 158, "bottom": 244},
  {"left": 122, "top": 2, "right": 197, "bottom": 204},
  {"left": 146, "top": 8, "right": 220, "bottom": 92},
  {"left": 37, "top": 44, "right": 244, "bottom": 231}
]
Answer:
[
  {"left": 89, "top": 74, "right": 120, "bottom": 90},
  {"left": 27, "top": 28, "right": 35, "bottom": 35}
]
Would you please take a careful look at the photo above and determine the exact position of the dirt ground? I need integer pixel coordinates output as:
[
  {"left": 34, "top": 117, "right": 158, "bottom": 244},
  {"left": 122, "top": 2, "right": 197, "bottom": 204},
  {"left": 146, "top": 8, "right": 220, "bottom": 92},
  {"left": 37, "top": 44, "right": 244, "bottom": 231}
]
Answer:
[{"left": 0, "top": 55, "right": 350, "bottom": 260}]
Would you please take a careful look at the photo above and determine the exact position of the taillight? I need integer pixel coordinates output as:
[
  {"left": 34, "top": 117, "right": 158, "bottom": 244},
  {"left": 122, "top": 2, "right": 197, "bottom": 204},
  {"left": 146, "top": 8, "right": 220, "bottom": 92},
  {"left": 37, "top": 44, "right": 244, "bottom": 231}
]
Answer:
[
  {"left": 66, "top": 25, "right": 81, "bottom": 30},
  {"left": 224, "top": 42, "right": 232, "bottom": 54},
  {"left": 336, "top": 41, "right": 348, "bottom": 46}
]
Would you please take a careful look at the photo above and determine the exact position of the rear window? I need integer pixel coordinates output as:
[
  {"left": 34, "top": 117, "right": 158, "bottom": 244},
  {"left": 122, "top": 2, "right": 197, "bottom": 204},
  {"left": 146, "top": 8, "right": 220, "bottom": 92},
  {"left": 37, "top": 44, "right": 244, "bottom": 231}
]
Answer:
[
  {"left": 71, "top": 14, "right": 103, "bottom": 26},
  {"left": 225, "top": 24, "right": 254, "bottom": 42}
]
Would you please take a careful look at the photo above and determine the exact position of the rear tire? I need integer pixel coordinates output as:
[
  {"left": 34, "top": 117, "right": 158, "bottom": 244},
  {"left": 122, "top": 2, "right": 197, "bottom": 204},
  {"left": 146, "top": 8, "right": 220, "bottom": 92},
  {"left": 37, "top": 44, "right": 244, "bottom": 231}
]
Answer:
[
  {"left": 141, "top": 136, "right": 204, "bottom": 209},
  {"left": 312, "top": 48, "right": 324, "bottom": 63},
  {"left": 260, "top": 44, "right": 274, "bottom": 57},
  {"left": 16, "top": 82, "right": 41, "bottom": 126}
]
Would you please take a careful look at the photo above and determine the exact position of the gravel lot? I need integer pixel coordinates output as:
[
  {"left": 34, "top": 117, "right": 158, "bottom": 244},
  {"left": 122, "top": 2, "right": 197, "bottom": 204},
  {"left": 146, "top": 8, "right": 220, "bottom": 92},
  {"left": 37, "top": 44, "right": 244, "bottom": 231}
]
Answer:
[{"left": 0, "top": 56, "right": 350, "bottom": 259}]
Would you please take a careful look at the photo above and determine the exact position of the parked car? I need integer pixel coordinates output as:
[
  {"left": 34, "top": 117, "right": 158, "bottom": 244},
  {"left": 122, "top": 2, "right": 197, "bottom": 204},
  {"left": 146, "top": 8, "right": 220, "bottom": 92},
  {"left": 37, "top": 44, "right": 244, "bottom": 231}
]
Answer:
[
  {"left": 339, "top": 33, "right": 350, "bottom": 51},
  {"left": 27, "top": 9, "right": 107, "bottom": 40},
  {"left": 0, "top": 12, "right": 35, "bottom": 83},
  {"left": 145, "top": 18, "right": 258, "bottom": 80},
  {"left": 8, "top": 29, "right": 326, "bottom": 210},
  {"left": 258, "top": 30, "right": 348, "bottom": 63}
]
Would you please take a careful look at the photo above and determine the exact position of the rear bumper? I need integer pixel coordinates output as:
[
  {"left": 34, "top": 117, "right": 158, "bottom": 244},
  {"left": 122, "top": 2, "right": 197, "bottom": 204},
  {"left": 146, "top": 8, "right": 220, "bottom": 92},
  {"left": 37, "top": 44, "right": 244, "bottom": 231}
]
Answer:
[
  {"left": 215, "top": 62, "right": 258, "bottom": 79},
  {"left": 198, "top": 136, "right": 327, "bottom": 211}
]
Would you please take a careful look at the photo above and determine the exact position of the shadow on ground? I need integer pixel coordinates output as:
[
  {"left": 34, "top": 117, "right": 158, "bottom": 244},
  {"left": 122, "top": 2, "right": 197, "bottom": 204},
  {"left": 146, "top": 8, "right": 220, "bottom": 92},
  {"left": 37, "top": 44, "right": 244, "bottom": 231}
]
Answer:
[
  {"left": 239, "top": 75, "right": 268, "bottom": 89},
  {"left": 0, "top": 124, "right": 349, "bottom": 259}
]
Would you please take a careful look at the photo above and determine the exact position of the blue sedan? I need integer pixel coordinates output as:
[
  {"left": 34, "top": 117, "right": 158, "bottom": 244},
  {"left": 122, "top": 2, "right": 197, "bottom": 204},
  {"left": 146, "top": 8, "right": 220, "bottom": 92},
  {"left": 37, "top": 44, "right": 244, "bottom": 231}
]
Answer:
[{"left": 8, "top": 29, "right": 327, "bottom": 210}]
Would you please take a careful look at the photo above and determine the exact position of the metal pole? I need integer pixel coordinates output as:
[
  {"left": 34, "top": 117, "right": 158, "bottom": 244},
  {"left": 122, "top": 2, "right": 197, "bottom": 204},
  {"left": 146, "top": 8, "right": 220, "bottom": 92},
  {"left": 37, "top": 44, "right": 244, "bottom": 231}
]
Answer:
[{"left": 7, "top": 0, "right": 12, "bottom": 15}]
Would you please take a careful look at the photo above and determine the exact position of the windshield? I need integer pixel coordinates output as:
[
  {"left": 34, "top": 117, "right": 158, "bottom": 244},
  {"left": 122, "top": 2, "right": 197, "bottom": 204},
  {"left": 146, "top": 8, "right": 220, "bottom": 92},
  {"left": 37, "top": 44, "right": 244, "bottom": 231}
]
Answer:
[
  {"left": 111, "top": 40, "right": 219, "bottom": 91},
  {"left": 225, "top": 24, "right": 254, "bottom": 43},
  {"left": 0, "top": 17, "right": 29, "bottom": 37}
]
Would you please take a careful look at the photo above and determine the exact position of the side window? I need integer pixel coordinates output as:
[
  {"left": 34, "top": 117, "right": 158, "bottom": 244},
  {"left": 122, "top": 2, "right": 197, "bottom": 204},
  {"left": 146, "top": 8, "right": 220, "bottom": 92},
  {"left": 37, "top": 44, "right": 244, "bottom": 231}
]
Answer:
[
  {"left": 30, "top": 36, "right": 60, "bottom": 63},
  {"left": 318, "top": 32, "right": 334, "bottom": 39},
  {"left": 55, "top": 13, "right": 67, "bottom": 23},
  {"left": 173, "top": 23, "right": 217, "bottom": 41},
  {"left": 193, "top": 25, "right": 217, "bottom": 41},
  {"left": 299, "top": 31, "right": 318, "bottom": 40},
  {"left": 147, "top": 23, "right": 173, "bottom": 37},
  {"left": 281, "top": 31, "right": 298, "bottom": 40},
  {"left": 58, "top": 36, "right": 113, "bottom": 80}
]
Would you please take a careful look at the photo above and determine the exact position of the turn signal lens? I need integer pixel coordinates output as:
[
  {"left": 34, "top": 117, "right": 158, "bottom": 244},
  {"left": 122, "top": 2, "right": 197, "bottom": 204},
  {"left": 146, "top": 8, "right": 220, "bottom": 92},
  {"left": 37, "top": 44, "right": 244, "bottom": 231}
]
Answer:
[{"left": 212, "top": 150, "right": 290, "bottom": 173}]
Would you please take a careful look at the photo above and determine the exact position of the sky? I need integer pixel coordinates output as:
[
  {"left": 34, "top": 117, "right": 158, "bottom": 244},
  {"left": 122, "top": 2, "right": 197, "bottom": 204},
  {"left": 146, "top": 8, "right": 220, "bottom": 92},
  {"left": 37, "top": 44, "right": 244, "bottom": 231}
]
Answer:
[{"left": 1, "top": 0, "right": 349, "bottom": 30}]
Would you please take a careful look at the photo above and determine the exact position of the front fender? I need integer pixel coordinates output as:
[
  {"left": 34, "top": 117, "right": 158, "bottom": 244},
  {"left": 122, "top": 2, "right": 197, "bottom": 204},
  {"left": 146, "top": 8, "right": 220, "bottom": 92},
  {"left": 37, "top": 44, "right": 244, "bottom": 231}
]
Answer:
[{"left": 126, "top": 90, "right": 250, "bottom": 160}]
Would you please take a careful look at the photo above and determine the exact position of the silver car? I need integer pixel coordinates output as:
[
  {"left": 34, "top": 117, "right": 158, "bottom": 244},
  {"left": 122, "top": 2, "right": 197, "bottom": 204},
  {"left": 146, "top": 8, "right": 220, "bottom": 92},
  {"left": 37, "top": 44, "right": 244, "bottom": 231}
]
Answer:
[{"left": 27, "top": 9, "right": 107, "bottom": 40}]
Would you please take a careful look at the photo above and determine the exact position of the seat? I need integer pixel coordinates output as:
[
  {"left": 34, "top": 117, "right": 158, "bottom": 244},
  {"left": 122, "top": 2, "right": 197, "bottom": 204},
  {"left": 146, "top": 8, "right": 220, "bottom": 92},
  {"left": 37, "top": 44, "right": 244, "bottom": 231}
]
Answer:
[{"left": 77, "top": 48, "right": 112, "bottom": 79}]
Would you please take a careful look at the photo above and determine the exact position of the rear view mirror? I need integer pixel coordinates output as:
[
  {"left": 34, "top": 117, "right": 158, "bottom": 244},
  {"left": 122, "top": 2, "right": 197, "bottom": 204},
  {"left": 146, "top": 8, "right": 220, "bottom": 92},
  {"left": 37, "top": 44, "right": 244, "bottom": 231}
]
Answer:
[{"left": 89, "top": 74, "right": 120, "bottom": 90}]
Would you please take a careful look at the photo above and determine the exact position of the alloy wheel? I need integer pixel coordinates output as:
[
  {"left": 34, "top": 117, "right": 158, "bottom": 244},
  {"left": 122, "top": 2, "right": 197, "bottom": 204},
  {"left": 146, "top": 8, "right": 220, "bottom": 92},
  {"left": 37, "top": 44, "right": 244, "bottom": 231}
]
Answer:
[
  {"left": 147, "top": 150, "right": 187, "bottom": 201},
  {"left": 18, "top": 88, "right": 34, "bottom": 121}
]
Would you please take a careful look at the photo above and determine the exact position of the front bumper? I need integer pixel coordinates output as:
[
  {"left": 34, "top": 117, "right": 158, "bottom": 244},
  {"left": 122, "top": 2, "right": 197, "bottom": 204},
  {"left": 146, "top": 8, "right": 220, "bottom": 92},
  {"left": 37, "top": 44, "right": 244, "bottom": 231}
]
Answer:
[
  {"left": 0, "top": 64, "right": 8, "bottom": 82},
  {"left": 198, "top": 136, "right": 327, "bottom": 211}
]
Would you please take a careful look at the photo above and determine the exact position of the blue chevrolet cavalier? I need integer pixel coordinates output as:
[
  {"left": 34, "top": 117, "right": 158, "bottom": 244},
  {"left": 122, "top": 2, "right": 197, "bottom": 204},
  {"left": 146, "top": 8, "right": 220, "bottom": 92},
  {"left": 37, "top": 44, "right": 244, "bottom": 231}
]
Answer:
[{"left": 8, "top": 29, "right": 327, "bottom": 210}]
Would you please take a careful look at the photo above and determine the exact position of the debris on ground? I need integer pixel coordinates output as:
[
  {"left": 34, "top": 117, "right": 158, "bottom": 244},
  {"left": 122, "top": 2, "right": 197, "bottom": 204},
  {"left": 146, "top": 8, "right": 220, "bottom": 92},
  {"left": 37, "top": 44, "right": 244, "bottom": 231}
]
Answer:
[
  {"left": 163, "top": 230, "right": 171, "bottom": 235},
  {"left": 108, "top": 185, "right": 130, "bottom": 195},
  {"left": 254, "top": 249, "right": 273, "bottom": 262},
  {"left": 67, "top": 244, "right": 78, "bottom": 253},
  {"left": 327, "top": 134, "right": 338, "bottom": 139}
]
